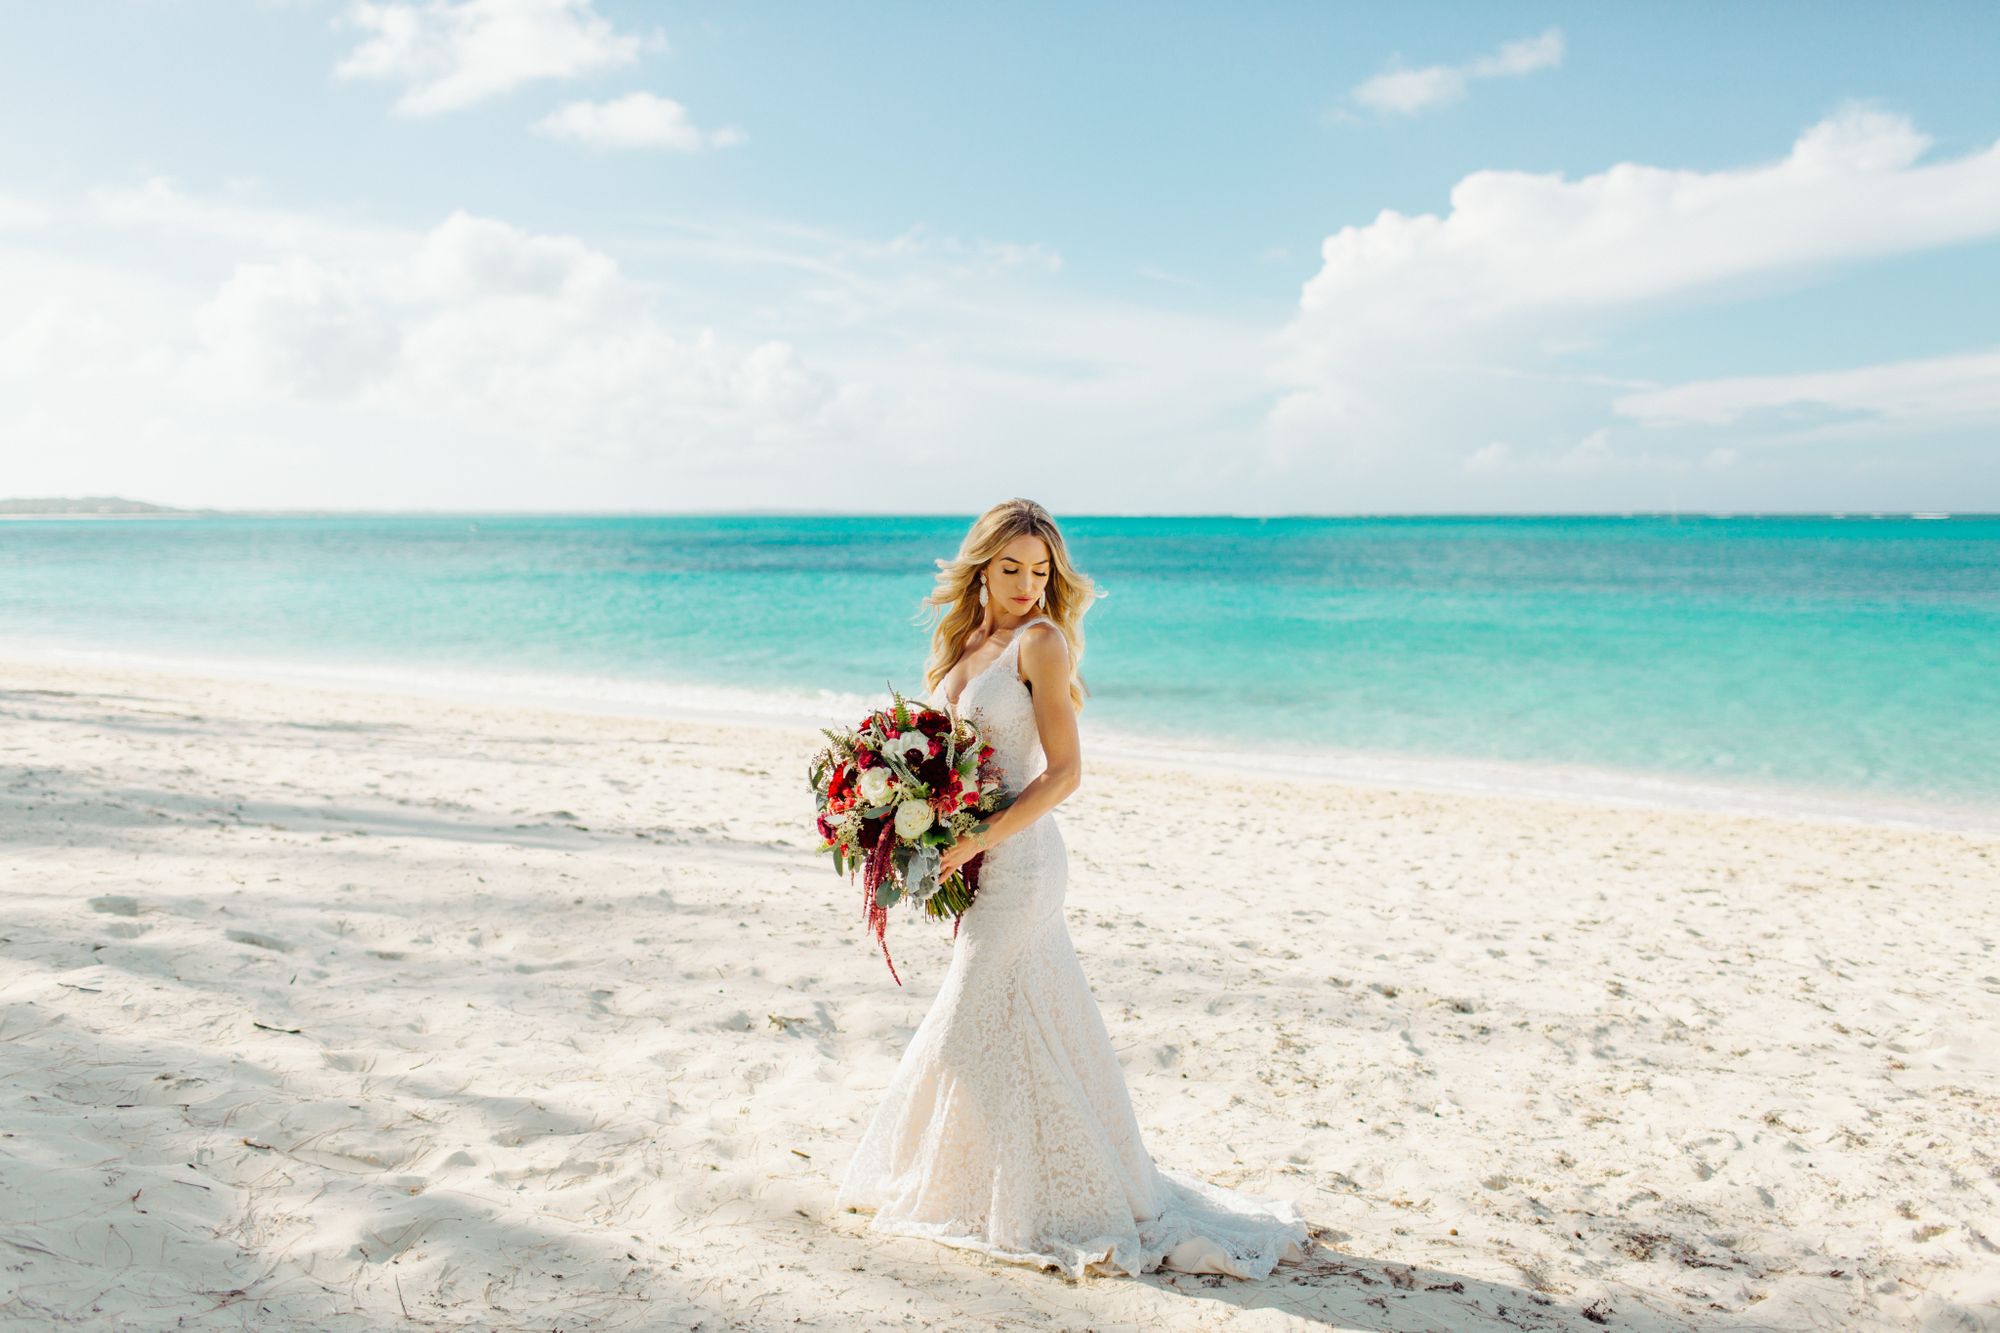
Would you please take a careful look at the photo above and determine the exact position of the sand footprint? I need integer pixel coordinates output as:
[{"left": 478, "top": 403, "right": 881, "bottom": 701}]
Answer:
[{"left": 224, "top": 928, "right": 295, "bottom": 952}]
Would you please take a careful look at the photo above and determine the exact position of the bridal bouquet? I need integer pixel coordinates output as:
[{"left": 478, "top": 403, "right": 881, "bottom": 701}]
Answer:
[{"left": 809, "top": 689, "right": 1009, "bottom": 985}]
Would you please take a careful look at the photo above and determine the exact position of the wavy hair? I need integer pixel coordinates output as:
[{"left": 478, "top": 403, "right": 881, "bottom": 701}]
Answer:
[{"left": 920, "top": 498, "right": 1098, "bottom": 713}]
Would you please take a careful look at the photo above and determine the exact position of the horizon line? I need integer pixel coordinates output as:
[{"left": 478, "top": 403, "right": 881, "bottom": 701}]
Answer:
[{"left": 3, "top": 501, "right": 1994, "bottom": 521}]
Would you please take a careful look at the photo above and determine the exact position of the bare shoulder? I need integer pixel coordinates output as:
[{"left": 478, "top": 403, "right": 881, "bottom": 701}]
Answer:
[{"left": 1016, "top": 621, "right": 1070, "bottom": 676}]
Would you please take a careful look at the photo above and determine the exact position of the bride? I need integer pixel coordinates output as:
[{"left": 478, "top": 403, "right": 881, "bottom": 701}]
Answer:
[{"left": 834, "top": 498, "right": 1312, "bottom": 1280}]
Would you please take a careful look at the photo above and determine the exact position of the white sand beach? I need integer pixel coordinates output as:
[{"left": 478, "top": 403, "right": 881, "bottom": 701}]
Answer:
[{"left": 2, "top": 656, "right": 1996, "bottom": 1332}]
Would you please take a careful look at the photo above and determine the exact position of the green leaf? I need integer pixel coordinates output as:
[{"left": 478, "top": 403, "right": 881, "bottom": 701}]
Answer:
[{"left": 879, "top": 749, "right": 925, "bottom": 787}]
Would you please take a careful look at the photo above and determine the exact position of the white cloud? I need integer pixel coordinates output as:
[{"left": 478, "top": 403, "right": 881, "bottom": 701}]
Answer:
[
  {"left": 193, "top": 256, "right": 401, "bottom": 399},
  {"left": 407, "top": 209, "right": 621, "bottom": 304},
  {"left": 180, "top": 208, "right": 846, "bottom": 452},
  {"left": 0, "top": 186, "right": 860, "bottom": 508},
  {"left": 334, "top": 0, "right": 655, "bottom": 115},
  {"left": 88, "top": 176, "right": 408, "bottom": 257},
  {"left": 1349, "top": 26, "right": 1563, "bottom": 116},
  {"left": 1467, "top": 28, "right": 1567, "bottom": 79},
  {"left": 1461, "top": 428, "right": 1702, "bottom": 477},
  {"left": 0, "top": 192, "right": 53, "bottom": 230},
  {"left": 1614, "top": 348, "right": 2000, "bottom": 432},
  {"left": 1260, "top": 105, "right": 2000, "bottom": 508},
  {"left": 532, "top": 92, "right": 743, "bottom": 152},
  {"left": 377, "top": 220, "right": 845, "bottom": 449},
  {"left": 1350, "top": 65, "right": 1464, "bottom": 117},
  {"left": 859, "top": 223, "right": 1063, "bottom": 276},
  {"left": 0, "top": 180, "right": 1276, "bottom": 511},
  {"left": 0, "top": 299, "right": 132, "bottom": 383},
  {"left": 1289, "top": 104, "right": 2000, "bottom": 350},
  {"left": 603, "top": 216, "right": 1261, "bottom": 492}
]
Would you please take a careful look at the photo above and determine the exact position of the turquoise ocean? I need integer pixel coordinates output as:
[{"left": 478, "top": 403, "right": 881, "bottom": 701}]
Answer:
[{"left": 4, "top": 513, "right": 1997, "bottom": 830}]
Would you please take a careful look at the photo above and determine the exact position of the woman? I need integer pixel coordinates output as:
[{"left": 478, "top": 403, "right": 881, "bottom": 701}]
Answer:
[{"left": 834, "top": 498, "right": 1312, "bottom": 1280}]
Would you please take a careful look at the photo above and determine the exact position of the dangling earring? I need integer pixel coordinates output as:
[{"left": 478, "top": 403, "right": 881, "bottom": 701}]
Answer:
[
  {"left": 1037, "top": 590, "right": 1047, "bottom": 608},
  {"left": 977, "top": 577, "right": 988, "bottom": 608}
]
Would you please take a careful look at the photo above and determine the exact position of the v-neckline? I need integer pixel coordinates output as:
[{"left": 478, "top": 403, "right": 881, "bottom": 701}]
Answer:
[
  {"left": 941, "top": 642, "right": 1011, "bottom": 718},
  {"left": 940, "top": 618, "right": 1046, "bottom": 717}
]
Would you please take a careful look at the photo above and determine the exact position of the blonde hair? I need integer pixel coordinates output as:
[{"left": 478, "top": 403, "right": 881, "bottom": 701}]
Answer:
[{"left": 921, "top": 498, "right": 1097, "bottom": 713}]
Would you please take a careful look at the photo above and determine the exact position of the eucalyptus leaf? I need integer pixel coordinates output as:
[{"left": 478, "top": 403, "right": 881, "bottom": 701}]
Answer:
[
  {"left": 880, "top": 751, "right": 923, "bottom": 786},
  {"left": 906, "top": 845, "right": 940, "bottom": 902}
]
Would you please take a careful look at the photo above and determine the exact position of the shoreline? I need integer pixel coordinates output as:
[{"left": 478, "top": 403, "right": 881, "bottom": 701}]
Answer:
[{"left": 6, "top": 641, "right": 1995, "bottom": 838}]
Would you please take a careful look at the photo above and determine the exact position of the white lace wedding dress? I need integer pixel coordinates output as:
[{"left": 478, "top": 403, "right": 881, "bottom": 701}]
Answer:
[{"left": 834, "top": 616, "right": 1310, "bottom": 1280}]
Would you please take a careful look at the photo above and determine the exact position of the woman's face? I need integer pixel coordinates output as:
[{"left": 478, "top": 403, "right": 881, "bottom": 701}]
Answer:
[{"left": 984, "top": 535, "right": 1051, "bottom": 618}]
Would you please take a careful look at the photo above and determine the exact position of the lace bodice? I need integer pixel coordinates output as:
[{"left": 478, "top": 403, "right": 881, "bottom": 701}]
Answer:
[{"left": 937, "top": 616, "right": 1055, "bottom": 800}]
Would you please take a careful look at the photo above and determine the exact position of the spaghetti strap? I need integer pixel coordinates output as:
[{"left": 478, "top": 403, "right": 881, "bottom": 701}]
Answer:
[
  {"left": 1011, "top": 615, "right": 1056, "bottom": 644},
  {"left": 1004, "top": 616, "right": 1057, "bottom": 664}
]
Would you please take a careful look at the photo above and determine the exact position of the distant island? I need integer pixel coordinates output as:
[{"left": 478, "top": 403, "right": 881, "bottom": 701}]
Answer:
[{"left": 0, "top": 497, "right": 201, "bottom": 517}]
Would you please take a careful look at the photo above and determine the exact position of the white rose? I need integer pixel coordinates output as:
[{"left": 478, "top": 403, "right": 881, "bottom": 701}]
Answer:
[
  {"left": 858, "top": 767, "right": 895, "bottom": 805},
  {"left": 894, "top": 799, "right": 935, "bottom": 840}
]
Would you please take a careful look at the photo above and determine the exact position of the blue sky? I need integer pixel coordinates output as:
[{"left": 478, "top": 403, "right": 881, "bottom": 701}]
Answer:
[{"left": 2, "top": 1, "right": 1996, "bottom": 513}]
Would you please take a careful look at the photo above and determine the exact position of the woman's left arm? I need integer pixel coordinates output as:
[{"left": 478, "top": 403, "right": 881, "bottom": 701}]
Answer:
[{"left": 941, "top": 626, "right": 1080, "bottom": 870}]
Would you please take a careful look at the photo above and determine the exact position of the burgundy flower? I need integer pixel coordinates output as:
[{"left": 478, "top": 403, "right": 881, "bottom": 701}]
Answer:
[{"left": 809, "top": 693, "right": 994, "bottom": 985}]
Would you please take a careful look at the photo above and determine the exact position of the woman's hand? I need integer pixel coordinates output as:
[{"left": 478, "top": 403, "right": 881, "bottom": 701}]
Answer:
[{"left": 939, "top": 822, "right": 997, "bottom": 880}]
